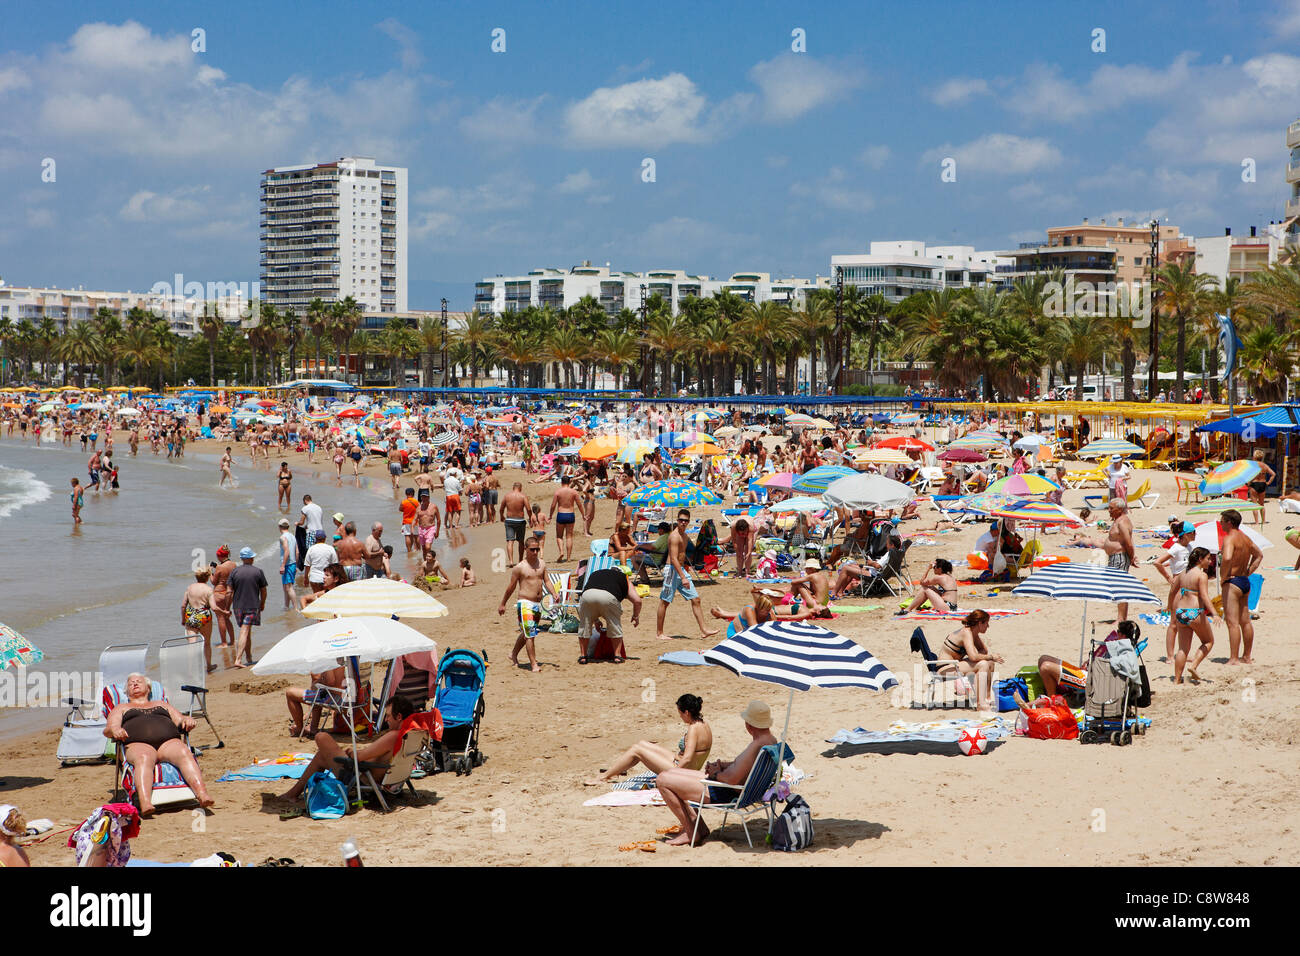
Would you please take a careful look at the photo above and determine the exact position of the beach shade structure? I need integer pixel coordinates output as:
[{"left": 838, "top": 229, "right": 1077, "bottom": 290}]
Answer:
[
  {"left": 1076, "top": 438, "right": 1144, "bottom": 459},
  {"left": 347, "top": 425, "right": 380, "bottom": 441},
  {"left": 579, "top": 434, "right": 628, "bottom": 460},
  {"left": 822, "top": 473, "right": 915, "bottom": 512},
  {"left": 1012, "top": 563, "right": 1162, "bottom": 663},
  {"left": 950, "top": 492, "right": 1020, "bottom": 516},
  {"left": 989, "top": 499, "right": 1081, "bottom": 526},
  {"left": 876, "top": 435, "right": 934, "bottom": 452},
  {"left": 0, "top": 623, "right": 43, "bottom": 670},
  {"left": 336, "top": 407, "right": 366, "bottom": 419},
  {"left": 614, "top": 439, "right": 657, "bottom": 464},
  {"left": 1186, "top": 497, "right": 1263, "bottom": 516},
  {"left": 767, "top": 495, "right": 828, "bottom": 514},
  {"left": 936, "top": 447, "right": 987, "bottom": 463},
  {"left": 986, "top": 473, "right": 1061, "bottom": 497},
  {"left": 261, "top": 415, "right": 285, "bottom": 425},
  {"left": 682, "top": 442, "right": 727, "bottom": 457},
  {"left": 946, "top": 432, "right": 1008, "bottom": 450},
  {"left": 754, "top": 471, "right": 797, "bottom": 491},
  {"left": 683, "top": 410, "right": 719, "bottom": 429},
  {"left": 1012, "top": 434, "right": 1051, "bottom": 451},
  {"left": 808, "top": 417, "right": 837, "bottom": 430},
  {"left": 431, "top": 431, "right": 457, "bottom": 446},
  {"left": 1198, "top": 459, "right": 1261, "bottom": 497},
  {"left": 115, "top": 407, "right": 143, "bottom": 417},
  {"left": 299, "top": 579, "right": 449, "bottom": 621},
  {"left": 553, "top": 444, "right": 583, "bottom": 457},
  {"left": 538, "top": 423, "right": 584, "bottom": 439},
  {"left": 1190, "top": 520, "right": 1272, "bottom": 553},
  {"left": 891, "top": 413, "right": 922, "bottom": 425},
  {"left": 624, "top": 479, "right": 723, "bottom": 509},
  {"left": 209, "top": 404, "right": 233, "bottom": 414},
  {"left": 852, "top": 447, "right": 914, "bottom": 465},
  {"left": 656, "top": 430, "right": 712, "bottom": 450},
  {"left": 712, "top": 425, "right": 740, "bottom": 438},
  {"left": 792, "top": 465, "right": 857, "bottom": 494},
  {"left": 784, "top": 412, "right": 816, "bottom": 427}
]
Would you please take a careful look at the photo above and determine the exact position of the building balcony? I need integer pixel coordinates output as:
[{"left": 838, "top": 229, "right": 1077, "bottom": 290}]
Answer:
[
  {"left": 1288, "top": 161, "right": 1300, "bottom": 183},
  {"left": 1287, "top": 196, "right": 1300, "bottom": 219},
  {"left": 1289, "top": 119, "right": 1300, "bottom": 148}
]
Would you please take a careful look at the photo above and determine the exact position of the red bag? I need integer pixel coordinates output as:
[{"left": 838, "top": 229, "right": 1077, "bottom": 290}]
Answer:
[{"left": 1022, "top": 695, "right": 1079, "bottom": 740}]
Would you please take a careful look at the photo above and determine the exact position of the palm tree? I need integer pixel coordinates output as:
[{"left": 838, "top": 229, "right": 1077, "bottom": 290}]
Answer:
[
  {"left": 545, "top": 325, "right": 587, "bottom": 389},
  {"left": 456, "top": 311, "right": 493, "bottom": 387},
  {"left": 0, "top": 316, "right": 13, "bottom": 385},
  {"left": 199, "top": 303, "right": 223, "bottom": 387},
  {"left": 348, "top": 330, "right": 371, "bottom": 385},
  {"left": 1047, "top": 314, "right": 1110, "bottom": 388},
  {"left": 117, "top": 326, "right": 158, "bottom": 386},
  {"left": 898, "top": 288, "right": 959, "bottom": 360},
  {"left": 1157, "top": 262, "right": 1218, "bottom": 402},
  {"left": 306, "top": 297, "right": 329, "bottom": 377},
  {"left": 642, "top": 311, "right": 688, "bottom": 394},
  {"left": 90, "top": 309, "right": 123, "bottom": 387},
  {"left": 57, "top": 323, "right": 103, "bottom": 387},
  {"left": 37, "top": 317, "right": 59, "bottom": 381},
  {"left": 417, "top": 316, "right": 444, "bottom": 386},
  {"left": 859, "top": 292, "right": 891, "bottom": 391},
  {"left": 591, "top": 328, "right": 639, "bottom": 389},
  {"left": 281, "top": 308, "right": 302, "bottom": 382},
  {"left": 742, "top": 300, "right": 788, "bottom": 394},
  {"left": 14, "top": 319, "right": 38, "bottom": 380},
  {"left": 794, "top": 297, "right": 835, "bottom": 395},
  {"left": 1237, "top": 325, "right": 1294, "bottom": 402}
]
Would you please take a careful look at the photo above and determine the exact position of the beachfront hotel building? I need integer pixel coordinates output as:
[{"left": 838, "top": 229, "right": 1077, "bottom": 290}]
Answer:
[
  {"left": 259, "top": 157, "right": 408, "bottom": 315},
  {"left": 1185, "top": 223, "right": 1288, "bottom": 286},
  {"left": 1286, "top": 116, "right": 1300, "bottom": 247},
  {"left": 0, "top": 281, "right": 249, "bottom": 335},
  {"left": 997, "top": 219, "right": 1187, "bottom": 289},
  {"left": 829, "top": 242, "right": 1010, "bottom": 302},
  {"left": 473, "top": 263, "right": 821, "bottom": 317}
]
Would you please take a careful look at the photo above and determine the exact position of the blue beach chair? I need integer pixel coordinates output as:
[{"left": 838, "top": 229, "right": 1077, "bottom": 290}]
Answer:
[{"left": 687, "top": 743, "right": 793, "bottom": 847}]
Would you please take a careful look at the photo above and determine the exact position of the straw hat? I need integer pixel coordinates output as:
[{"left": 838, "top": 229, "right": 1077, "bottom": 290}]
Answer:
[
  {"left": 804, "top": 557, "right": 822, "bottom": 570},
  {"left": 739, "top": 700, "right": 772, "bottom": 729}
]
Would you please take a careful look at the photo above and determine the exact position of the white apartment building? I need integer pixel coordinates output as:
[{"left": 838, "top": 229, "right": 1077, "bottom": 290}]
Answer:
[
  {"left": 474, "top": 262, "right": 820, "bottom": 316},
  {"left": 829, "top": 241, "right": 1010, "bottom": 302},
  {"left": 1188, "top": 223, "right": 1287, "bottom": 287},
  {"left": 1286, "top": 116, "right": 1299, "bottom": 247},
  {"left": 0, "top": 280, "right": 249, "bottom": 335},
  {"left": 260, "top": 156, "right": 407, "bottom": 315}
]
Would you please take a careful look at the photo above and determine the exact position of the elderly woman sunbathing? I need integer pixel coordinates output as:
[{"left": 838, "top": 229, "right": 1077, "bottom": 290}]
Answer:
[
  {"left": 583, "top": 694, "right": 712, "bottom": 786},
  {"left": 104, "top": 673, "right": 214, "bottom": 815}
]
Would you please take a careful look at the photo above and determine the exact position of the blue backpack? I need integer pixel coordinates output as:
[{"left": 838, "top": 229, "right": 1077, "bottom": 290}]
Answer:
[{"left": 305, "top": 771, "right": 349, "bottom": 820}]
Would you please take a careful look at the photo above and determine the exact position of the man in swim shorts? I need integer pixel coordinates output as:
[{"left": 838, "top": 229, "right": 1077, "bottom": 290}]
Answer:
[
  {"left": 443, "top": 467, "right": 463, "bottom": 529},
  {"left": 501, "top": 482, "right": 530, "bottom": 564},
  {"left": 549, "top": 475, "right": 582, "bottom": 563},
  {"left": 1218, "top": 508, "right": 1263, "bottom": 664},
  {"left": 656, "top": 509, "right": 720, "bottom": 642},
  {"left": 497, "top": 536, "right": 557, "bottom": 673},
  {"left": 414, "top": 490, "right": 442, "bottom": 561}
]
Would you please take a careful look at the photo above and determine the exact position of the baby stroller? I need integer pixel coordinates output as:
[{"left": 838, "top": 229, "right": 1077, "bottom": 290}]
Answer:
[
  {"left": 431, "top": 649, "right": 486, "bottom": 775},
  {"left": 1078, "top": 636, "right": 1151, "bottom": 746}
]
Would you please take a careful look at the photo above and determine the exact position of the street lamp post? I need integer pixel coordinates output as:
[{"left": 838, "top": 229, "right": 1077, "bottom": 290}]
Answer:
[
  {"left": 834, "top": 266, "right": 844, "bottom": 395},
  {"left": 639, "top": 283, "right": 649, "bottom": 396},
  {"left": 1147, "top": 220, "right": 1160, "bottom": 401},
  {"left": 440, "top": 298, "right": 448, "bottom": 389}
]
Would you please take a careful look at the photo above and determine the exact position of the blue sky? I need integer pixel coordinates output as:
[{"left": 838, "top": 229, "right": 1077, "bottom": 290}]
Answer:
[{"left": 2, "top": 0, "right": 1299, "bottom": 310}]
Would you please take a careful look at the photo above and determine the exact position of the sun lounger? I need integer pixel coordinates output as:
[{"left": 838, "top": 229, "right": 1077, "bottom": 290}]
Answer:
[
  {"left": 159, "top": 636, "right": 223, "bottom": 752},
  {"left": 58, "top": 643, "right": 149, "bottom": 766}
]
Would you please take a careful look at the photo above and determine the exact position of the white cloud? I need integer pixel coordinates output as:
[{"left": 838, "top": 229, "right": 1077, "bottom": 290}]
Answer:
[
  {"left": 119, "top": 186, "right": 211, "bottom": 222},
  {"left": 27, "top": 207, "right": 55, "bottom": 229},
  {"left": 376, "top": 18, "right": 422, "bottom": 70},
  {"left": 1276, "top": 0, "right": 1300, "bottom": 36},
  {"left": 766, "top": 154, "right": 790, "bottom": 168},
  {"left": 930, "top": 77, "right": 989, "bottom": 106},
  {"left": 1242, "top": 52, "right": 1300, "bottom": 93},
  {"left": 857, "top": 145, "right": 890, "bottom": 169},
  {"left": 790, "top": 167, "right": 874, "bottom": 213},
  {"left": 0, "top": 67, "right": 32, "bottom": 95},
  {"left": 556, "top": 170, "right": 597, "bottom": 193},
  {"left": 747, "top": 54, "right": 865, "bottom": 122},
  {"left": 459, "top": 95, "right": 548, "bottom": 144},
  {"left": 62, "top": 20, "right": 191, "bottom": 72},
  {"left": 410, "top": 175, "right": 535, "bottom": 245},
  {"left": 564, "top": 73, "right": 709, "bottom": 148},
  {"left": 923, "top": 134, "right": 1062, "bottom": 174}
]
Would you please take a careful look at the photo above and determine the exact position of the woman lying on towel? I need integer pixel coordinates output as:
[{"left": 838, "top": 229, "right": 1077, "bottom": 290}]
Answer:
[
  {"left": 583, "top": 695, "right": 712, "bottom": 787},
  {"left": 105, "top": 673, "right": 214, "bottom": 816},
  {"left": 279, "top": 696, "right": 417, "bottom": 802},
  {"left": 708, "top": 591, "right": 818, "bottom": 638}
]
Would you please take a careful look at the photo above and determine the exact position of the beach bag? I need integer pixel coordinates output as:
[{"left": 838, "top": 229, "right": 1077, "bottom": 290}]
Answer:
[
  {"left": 305, "top": 771, "right": 349, "bottom": 820},
  {"left": 770, "top": 795, "right": 814, "bottom": 851},
  {"left": 554, "top": 612, "right": 580, "bottom": 634},
  {"left": 1022, "top": 695, "right": 1079, "bottom": 740},
  {"left": 995, "top": 677, "right": 1028, "bottom": 712}
]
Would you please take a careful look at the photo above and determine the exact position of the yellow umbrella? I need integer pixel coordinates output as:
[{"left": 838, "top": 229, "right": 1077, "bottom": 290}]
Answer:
[
  {"left": 852, "top": 447, "right": 913, "bottom": 465},
  {"left": 809, "top": 418, "right": 836, "bottom": 429},
  {"left": 11, "top": 386, "right": 36, "bottom": 393},
  {"left": 130, "top": 386, "right": 151, "bottom": 393},
  {"left": 712, "top": 425, "right": 740, "bottom": 438},
  {"left": 578, "top": 434, "right": 628, "bottom": 460},
  {"left": 209, "top": 404, "right": 232, "bottom": 413},
  {"left": 683, "top": 442, "right": 726, "bottom": 457},
  {"left": 80, "top": 387, "right": 102, "bottom": 393},
  {"left": 106, "top": 386, "right": 131, "bottom": 392},
  {"left": 299, "top": 578, "right": 449, "bottom": 620}
]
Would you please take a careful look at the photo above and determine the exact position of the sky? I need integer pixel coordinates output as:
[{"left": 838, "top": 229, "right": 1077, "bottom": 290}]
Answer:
[{"left": 2, "top": 0, "right": 1300, "bottom": 311}]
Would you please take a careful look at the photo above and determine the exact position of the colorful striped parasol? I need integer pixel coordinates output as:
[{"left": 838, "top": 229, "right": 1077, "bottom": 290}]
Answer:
[
  {"left": 1198, "top": 460, "right": 1261, "bottom": 497},
  {"left": 624, "top": 480, "right": 723, "bottom": 508},
  {"left": 986, "top": 473, "right": 1061, "bottom": 496},
  {"left": 1076, "top": 438, "right": 1144, "bottom": 459},
  {"left": 792, "top": 465, "right": 857, "bottom": 494},
  {"left": 1186, "top": 496, "right": 1262, "bottom": 515},
  {"left": 0, "top": 623, "right": 43, "bottom": 670}
]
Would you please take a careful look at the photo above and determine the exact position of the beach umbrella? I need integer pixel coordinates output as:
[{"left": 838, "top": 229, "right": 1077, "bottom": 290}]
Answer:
[
  {"left": 539, "top": 423, "right": 584, "bottom": 439},
  {"left": 822, "top": 473, "right": 915, "bottom": 511},
  {"left": 1012, "top": 434, "right": 1050, "bottom": 451},
  {"left": 79, "top": 402, "right": 107, "bottom": 411},
  {"left": 337, "top": 407, "right": 365, "bottom": 419},
  {"left": 986, "top": 473, "right": 1061, "bottom": 497},
  {"left": 347, "top": 425, "right": 380, "bottom": 441},
  {"left": 1198, "top": 460, "right": 1260, "bottom": 497},
  {"left": 614, "top": 440, "right": 657, "bottom": 464},
  {"left": 115, "top": 408, "right": 142, "bottom": 417},
  {"left": 852, "top": 447, "right": 914, "bottom": 465},
  {"left": 951, "top": 492, "right": 1020, "bottom": 516},
  {"left": 578, "top": 434, "right": 627, "bottom": 460},
  {"left": 553, "top": 444, "right": 583, "bottom": 456},
  {"left": 0, "top": 623, "right": 43, "bottom": 670},
  {"left": 1076, "top": 438, "right": 1143, "bottom": 459},
  {"left": 36, "top": 402, "right": 55, "bottom": 413},
  {"left": 784, "top": 413, "right": 816, "bottom": 427},
  {"left": 767, "top": 495, "right": 828, "bottom": 514},
  {"left": 682, "top": 442, "right": 726, "bottom": 457},
  {"left": 876, "top": 435, "right": 933, "bottom": 452},
  {"left": 937, "top": 447, "right": 987, "bottom": 463},
  {"left": 624, "top": 479, "right": 722, "bottom": 508},
  {"left": 946, "top": 432, "right": 1007, "bottom": 450},
  {"left": 1186, "top": 497, "right": 1263, "bottom": 516},
  {"left": 257, "top": 399, "right": 278, "bottom": 408},
  {"left": 299, "top": 579, "right": 449, "bottom": 621},
  {"left": 683, "top": 410, "right": 717, "bottom": 429},
  {"left": 891, "top": 413, "right": 922, "bottom": 425},
  {"left": 754, "top": 471, "right": 796, "bottom": 490},
  {"left": 712, "top": 425, "right": 740, "bottom": 438},
  {"left": 702, "top": 619, "right": 898, "bottom": 791},
  {"left": 989, "top": 499, "right": 1080, "bottom": 525},
  {"left": 1190, "top": 520, "right": 1272, "bottom": 553},
  {"left": 261, "top": 415, "right": 285, "bottom": 425},
  {"left": 1012, "top": 563, "right": 1162, "bottom": 662},
  {"left": 431, "top": 431, "right": 457, "bottom": 446},
  {"left": 792, "top": 465, "right": 856, "bottom": 494},
  {"left": 808, "top": 418, "right": 836, "bottom": 430}
]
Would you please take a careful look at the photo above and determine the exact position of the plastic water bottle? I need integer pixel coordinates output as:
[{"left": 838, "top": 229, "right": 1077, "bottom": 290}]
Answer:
[{"left": 341, "top": 838, "right": 363, "bottom": 867}]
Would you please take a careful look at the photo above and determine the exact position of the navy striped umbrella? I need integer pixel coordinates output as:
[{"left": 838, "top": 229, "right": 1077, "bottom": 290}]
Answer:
[
  {"left": 431, "top": 431, "right": 457, "bottom": 446},
  {"left": 1012, "top": 563, "right": 1160, "bottom": 662},
  {"left": 703, "top": 619, "right": 898, "bottom": 692}
]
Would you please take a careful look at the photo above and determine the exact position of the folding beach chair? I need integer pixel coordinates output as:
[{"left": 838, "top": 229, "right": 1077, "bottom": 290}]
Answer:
[
  {"left": 159, "top": 636, "right": 223, "bottom": 752},
  {"left": 102, "top": 678, "right": 199, "bottom": 810},
  {"left": 687, "top": 743, "right": 792, "bottom": 847},
  {"left": 908, "top": 628, "right": 974, "bottom": 710},
  {"left": 338, "top": 713, "right": 440, "bottom": 812},
  {"left": 310, "top": 657, "right": 375, "bottom": 738},
  {"left": 58, "top": 643, "right": 149, "bottom": 766}
]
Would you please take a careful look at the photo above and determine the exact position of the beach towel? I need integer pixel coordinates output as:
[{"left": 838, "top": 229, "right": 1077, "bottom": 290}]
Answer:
[
  {"left": 611, "top": 771, "right": 658, "bottom": 791},
  {"left": 827, "top": 715, "right": 1014, "bottom": 746},
  {"left": 657, "top": 650, "right": 712, "bottom": 667},
  {"left": 217, "top": 753, "right": 313, "bottom": 782},
  {"left": 583, "top": 789, "right": 665, "bottom": 807},
  {"left": 898, "top": 608, "right": 1030, "bottom": 620},
  {"left": 1140, "top": 612, "right": 1170, "bottom": 628},
  {"left": 824, "top": 604, "right": 884, "bottom": 613}
]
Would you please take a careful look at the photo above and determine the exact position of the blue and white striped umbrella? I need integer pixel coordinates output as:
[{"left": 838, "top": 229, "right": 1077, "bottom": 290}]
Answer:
[
  {"left": 702, "top": 620, "right": 898, "bottom": 693},
  {"left": 1012, "top": 563, "right": 1160, "bottom": 662},
  {"left": 791, "top": 465, "right": 856, "bottom": 494},
  {"left": 431, "top": 432, "right": 457, "bottom": 446}
]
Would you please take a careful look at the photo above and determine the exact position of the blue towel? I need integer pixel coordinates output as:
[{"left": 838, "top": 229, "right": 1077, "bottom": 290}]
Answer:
[
  {"left": 217, "top": 756, "right": 312, "bottom": 782},
  {"left": 658, "top": 651, "right": 712, "bottom": 667}
]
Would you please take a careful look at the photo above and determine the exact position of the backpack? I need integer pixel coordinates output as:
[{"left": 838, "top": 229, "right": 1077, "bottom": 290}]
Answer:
[
  {"left": 305, "top": 770, "right": 349, "bottom": 820},
  {"left": 770, "top": 795, "right": 814, "bottom": 851}
]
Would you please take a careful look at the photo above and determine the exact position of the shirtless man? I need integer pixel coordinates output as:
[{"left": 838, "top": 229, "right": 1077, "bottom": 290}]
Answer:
[
  {"left": 549, "top": 476, "right": 582, "bottom": 563},
  {"left": 219, "top": 447, "right": 235, "bottom": 488},
  {"left": 413, "top": 468, "right": 437, "bottom": 498},
  {"left": 785, "top": 557, "right": 833, "bottom": 615},
  {"left": 414, "top": 490, "right": 442, "bottom": 561},
  {"left": 1073, "top": 499, "right": 1136, "bottom": 621},
  {"left": 501, "top": 482, "right": 530, "bottom": 564},
  {"left": 363, "top": 523, "right": 387, "bottom": 579},
  {"left": 210, "top": 545, "right": 237, "bottom": 648},
  {"left": 497, "top": 536, "right": 558, "bottom": 672},
  {"left": 656, "top": 509, "right": 719, "bottom": 641},
  {"left": 386, "top": 445, "right": 404, "bottom": 491},
  {"left": 484, "top": 468, "right": 500, "bottom": 523},
  {"left": 1219, "top": 508, "right": 1263, "bottom": 664},
  {"left": 336, "top": 521, "right": 366, "bottom": 582},
  {"left": 88, "top": 449, "right": 102, "bottom": 493}
]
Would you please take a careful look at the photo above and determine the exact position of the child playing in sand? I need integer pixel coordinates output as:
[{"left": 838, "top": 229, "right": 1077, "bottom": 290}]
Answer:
[
  {"left": 423, "top": 550, "right": 447, "bottom": 584},
  {"left": 459, "top": 558, "right": 476, "bottom": 588}
]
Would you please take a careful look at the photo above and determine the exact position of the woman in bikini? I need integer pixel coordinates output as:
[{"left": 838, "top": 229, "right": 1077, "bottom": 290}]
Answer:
[
  {"left": 0, "top": 806, "right": 31, "bottom": 867},
  {"left": 276, "top": 461, "right": 293, "bottom": 509},
  {"left": 895, "top": 557, "right": 959, "bottom": 616},
  {"left": 935, "top": 609, "right": 1003, "bottom": 711},
  {"left": 723, "top": 517, "right": 755, "bottom": 576},
  {"left": 583, "top": 694, "right": 713, "bottom": 786},
  {"left": 332, "top": 440, "right": 346, "bottom": 479},
  {"left": 1247, "top": 450, "right": 1276, "bottom": 525},
  {"left": 1168, "top": 546, "right": 1216, "bottom": 684},
  {"left": 181, "top": 569, "right": 216, "bottom": 673},
  {"left": 709, "top": 591, "right": 817, "bottom": 637}
]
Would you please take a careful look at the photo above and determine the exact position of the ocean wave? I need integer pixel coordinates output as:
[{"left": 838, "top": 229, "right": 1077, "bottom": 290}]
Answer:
[{"left": 0, "top": 465, "right": 53, "bottom": 518}]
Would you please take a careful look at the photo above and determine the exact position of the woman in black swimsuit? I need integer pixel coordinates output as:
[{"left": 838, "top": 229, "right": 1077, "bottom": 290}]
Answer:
[
  {"left": 1247, "top": 451, "right": 1275, "bottom": 525},
  {"left": 104, "top": 673, "right": 213, "bottom": 815},
  {"left": 276, "top": 461, "right": 293, "bottom": 508},
  {"left": 936, "top": 609, "right": 1004, "bottom": 711}
]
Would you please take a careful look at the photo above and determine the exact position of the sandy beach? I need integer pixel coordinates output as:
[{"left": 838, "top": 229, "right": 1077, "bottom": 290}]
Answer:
[{"left": 5, "top": 433, "right": 1300, "bottom": 867}]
